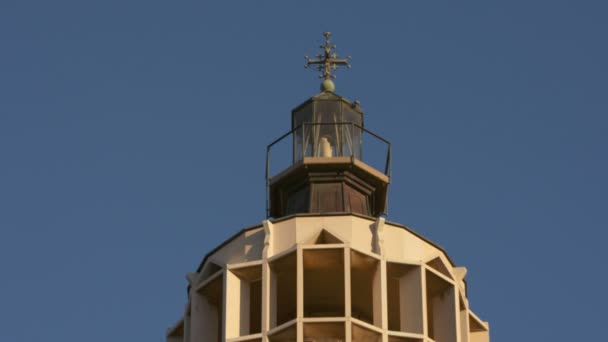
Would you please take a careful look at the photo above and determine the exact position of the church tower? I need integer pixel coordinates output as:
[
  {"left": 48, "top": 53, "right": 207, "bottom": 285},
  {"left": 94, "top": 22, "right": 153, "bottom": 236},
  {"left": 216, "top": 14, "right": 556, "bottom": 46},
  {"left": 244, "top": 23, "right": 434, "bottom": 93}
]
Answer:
[{"left": 166, "top": 33, "right": 490, "bottom": 342}]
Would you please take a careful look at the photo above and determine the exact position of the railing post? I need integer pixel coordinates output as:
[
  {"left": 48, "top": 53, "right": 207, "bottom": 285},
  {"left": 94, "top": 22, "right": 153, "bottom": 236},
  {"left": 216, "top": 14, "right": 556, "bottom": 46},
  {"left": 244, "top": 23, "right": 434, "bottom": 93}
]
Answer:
[
  {"left": 265, "top": 145, "right": 270, "bottom": 218},
  {"left": 385, "top": 144, "right": 391, "bottom": 177},
  {"left": 351, "top": 123, "right": 355, "bottom": 158},
  {"left": 301, "top": 124, "right": 305, "bottom": 159},
  {"left": 292, "top": 124, "right": 296, "bottom": 164}
]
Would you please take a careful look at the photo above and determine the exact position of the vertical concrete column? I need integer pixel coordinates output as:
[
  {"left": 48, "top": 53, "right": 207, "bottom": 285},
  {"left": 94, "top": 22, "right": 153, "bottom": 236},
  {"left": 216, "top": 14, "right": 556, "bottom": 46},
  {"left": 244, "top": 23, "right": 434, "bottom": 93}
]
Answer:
[
  {"left": 183, "top": 274, "right": 197, "bottom": 342},
  {"left": 344, "top": 248, "right": 352, "bottom": 341},
  {"left": 421, "top": 269, "right": 429, "bottom": 338},
  {"left": 345, "top": 321, "right": 352, "bottom": 342},
  {"left": 269, "top": 267, "right": 278, "bottom": 329},
  {"left": 399, "top": 266, "right": 423, "bottom": 333},
  {"left": 453, "top": 286, "right": 462, "bottom": 342},
  {"left": 373, "top": 261, "right": 383, "bottom": 328},
  {"left": 183, "top": 305, "right": 191, "bottom": 342},
  {"left": 261, "top": 262, "right": 271, "bottom": 342},
  {"left": 455, "top": 267, "right": 469, "bottom": 342},
  {"left": 189, "top": 292, "right": 200, "bottom": 342},
  {"left": 374, "top": 217, "right": 385, "bottom": 257},
  {"left": 221, "top": 271, "right": 228, "bottom": 342},
  {"left": 379, "top": 259, "right": 388, "bottom": 342},
  {"left": 224, "top": 271, "right": 241, "bottom": 339},
  {"left": 261, "top": 220, "right": 273, "bottom": 342},
  {"left": 263, "top": 220, "right": 273, "bottom": 259},
  {"left": 459, "top": 301, "right": 470, "bottom": 342},
  {"left": 344, "top": 248, "right": 352, "bottom": 317},
  {"left": 376, "top": 217, "right": 388, "bottom": 342},
  {"left": 296, "top": 246, "right": 304, "bottom": 342},
  {"left": 431, "top": 280, "right": 457, "bottom": 342}
]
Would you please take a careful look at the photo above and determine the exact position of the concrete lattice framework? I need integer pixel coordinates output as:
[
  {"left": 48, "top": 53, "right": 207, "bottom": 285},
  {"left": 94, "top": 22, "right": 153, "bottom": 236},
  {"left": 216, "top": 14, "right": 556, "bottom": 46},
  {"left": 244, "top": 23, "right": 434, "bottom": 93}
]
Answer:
[{"left": 167, "top": 214, "right": 489, "bottom": 342}]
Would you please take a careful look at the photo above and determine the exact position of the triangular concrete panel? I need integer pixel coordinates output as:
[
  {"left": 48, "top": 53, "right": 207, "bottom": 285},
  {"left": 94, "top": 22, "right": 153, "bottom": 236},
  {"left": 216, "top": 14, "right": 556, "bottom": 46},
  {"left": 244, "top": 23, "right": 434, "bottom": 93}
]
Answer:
[
  {"left": 426, "top": 256, "right": 453, "bottom": 280},
  {"left": 311, "top": 229, "right": 344, "bottom": 244},
  {"left": 199, "top": 262, "right": 222, "bottom": 283}
]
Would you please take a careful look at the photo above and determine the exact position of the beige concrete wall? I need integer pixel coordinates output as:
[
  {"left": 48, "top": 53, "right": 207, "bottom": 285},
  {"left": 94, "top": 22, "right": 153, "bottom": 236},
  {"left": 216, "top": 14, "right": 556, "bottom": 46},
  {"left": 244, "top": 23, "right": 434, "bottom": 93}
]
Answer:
[
  {"left": 168, "top": 215, "right": 489, "bottom": 342},
  {"left": 209, "top": 228, "right": 265, "bottom": 266}
]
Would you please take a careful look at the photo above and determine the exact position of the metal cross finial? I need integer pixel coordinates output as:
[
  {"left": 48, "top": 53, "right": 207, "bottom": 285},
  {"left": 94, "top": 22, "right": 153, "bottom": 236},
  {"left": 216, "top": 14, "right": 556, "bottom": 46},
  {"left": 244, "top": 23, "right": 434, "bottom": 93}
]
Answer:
[{"left": 304, "top": 32, "right": 351, "bottom": 80}]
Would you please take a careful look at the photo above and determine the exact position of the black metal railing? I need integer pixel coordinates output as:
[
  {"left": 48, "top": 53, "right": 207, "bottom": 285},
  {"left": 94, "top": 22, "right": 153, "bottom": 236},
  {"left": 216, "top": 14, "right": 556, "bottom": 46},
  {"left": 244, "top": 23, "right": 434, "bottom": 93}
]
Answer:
[{"left": 266, "top": 123, "right": 391, "bottom": 216}]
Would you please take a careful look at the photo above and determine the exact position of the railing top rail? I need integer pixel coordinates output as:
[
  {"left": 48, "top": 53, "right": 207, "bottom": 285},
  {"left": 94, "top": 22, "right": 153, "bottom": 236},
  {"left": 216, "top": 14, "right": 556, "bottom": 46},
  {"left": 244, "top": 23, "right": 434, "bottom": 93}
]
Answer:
[
  {"left": 267, "top": 123, "right": 391, "bottom": 149},
  {"left": 265, "top": 122, "right": 392, "bottom": 218},
  {"left": 266, "top": 123, "right": 391, "bottom": 178},
  {"left": 267, "top": 128, "right": 297, "bottom": 149}
]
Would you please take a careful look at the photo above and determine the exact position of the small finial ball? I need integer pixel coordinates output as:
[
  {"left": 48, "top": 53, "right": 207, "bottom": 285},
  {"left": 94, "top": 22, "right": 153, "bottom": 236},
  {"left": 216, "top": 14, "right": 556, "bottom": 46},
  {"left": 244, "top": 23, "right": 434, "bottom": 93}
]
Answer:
[{"left": 321, "top": 79, "right": 335, "bottom": 92}]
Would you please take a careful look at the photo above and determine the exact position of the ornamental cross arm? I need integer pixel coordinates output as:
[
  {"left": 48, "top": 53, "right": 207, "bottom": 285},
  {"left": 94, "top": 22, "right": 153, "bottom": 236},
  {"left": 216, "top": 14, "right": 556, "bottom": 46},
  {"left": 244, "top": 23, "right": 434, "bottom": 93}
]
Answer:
[{"left": 304, "top": 32, "right": 352, "bottom": 80}]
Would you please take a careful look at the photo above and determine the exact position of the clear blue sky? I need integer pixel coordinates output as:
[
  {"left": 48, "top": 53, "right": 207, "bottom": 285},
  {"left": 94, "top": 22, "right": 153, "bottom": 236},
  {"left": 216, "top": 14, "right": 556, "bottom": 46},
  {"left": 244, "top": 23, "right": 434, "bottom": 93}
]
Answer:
[{"left": 1, "top": 1, "right": 606, "bottom": 341}]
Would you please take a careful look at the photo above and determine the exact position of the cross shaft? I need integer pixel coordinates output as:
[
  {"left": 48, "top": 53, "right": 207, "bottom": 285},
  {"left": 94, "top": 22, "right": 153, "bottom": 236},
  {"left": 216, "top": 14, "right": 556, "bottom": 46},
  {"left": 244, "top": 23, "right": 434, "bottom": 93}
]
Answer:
[{"left": 305, "top": 32, "right": 351, "bottom": 80}]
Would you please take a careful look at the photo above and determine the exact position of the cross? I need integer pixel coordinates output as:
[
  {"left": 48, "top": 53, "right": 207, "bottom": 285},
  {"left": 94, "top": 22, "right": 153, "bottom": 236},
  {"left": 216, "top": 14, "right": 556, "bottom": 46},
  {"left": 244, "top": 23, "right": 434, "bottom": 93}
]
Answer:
[{"left": 305, "top": 32, "right": 351, "bottom": 80}]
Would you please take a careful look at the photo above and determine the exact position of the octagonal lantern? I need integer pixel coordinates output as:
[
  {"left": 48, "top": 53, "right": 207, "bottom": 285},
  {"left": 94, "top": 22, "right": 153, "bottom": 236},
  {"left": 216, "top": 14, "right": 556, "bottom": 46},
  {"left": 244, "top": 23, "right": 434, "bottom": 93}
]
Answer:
[
  {"left": 267, "top": 91, "right": 390, "bottom": 219},
  {"left": 292, "top": 92, "right": 363, "bottom": 161}
]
